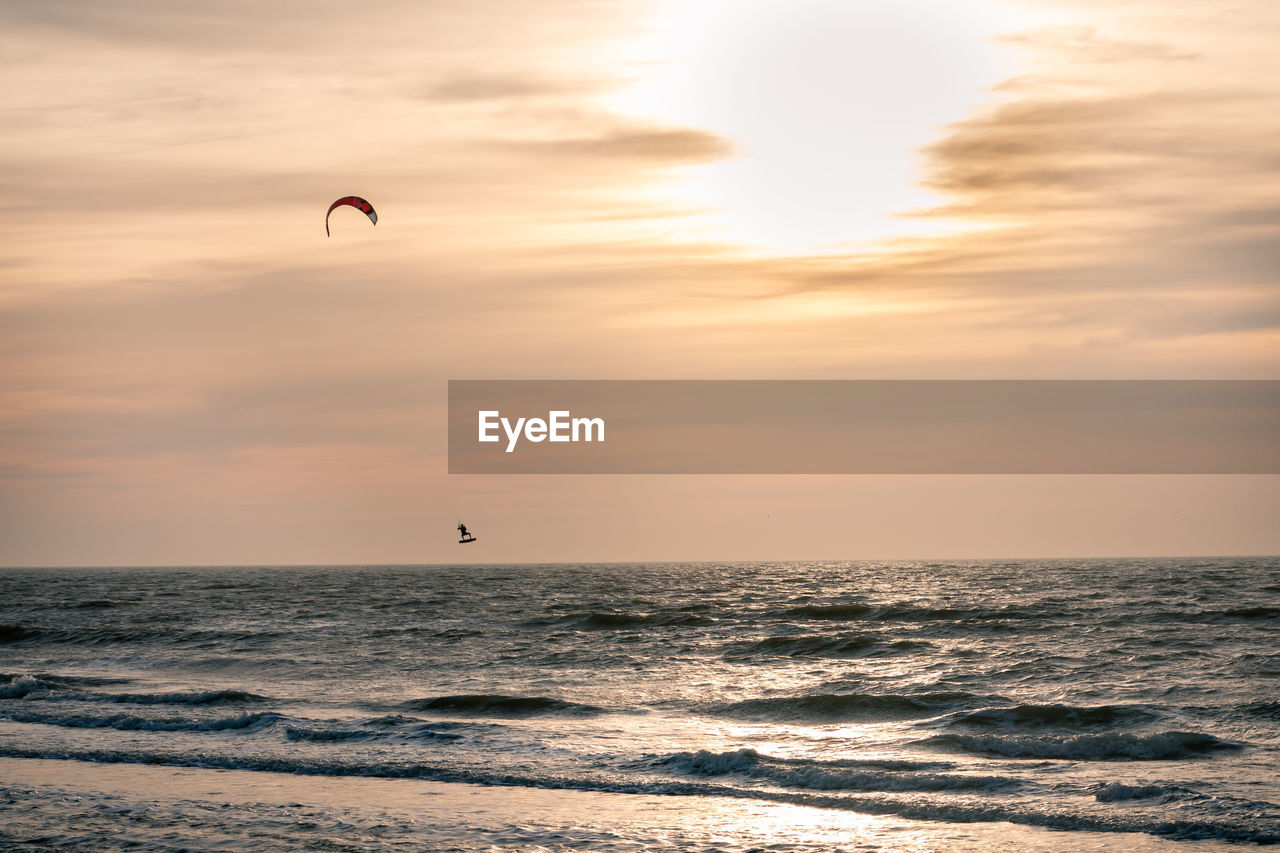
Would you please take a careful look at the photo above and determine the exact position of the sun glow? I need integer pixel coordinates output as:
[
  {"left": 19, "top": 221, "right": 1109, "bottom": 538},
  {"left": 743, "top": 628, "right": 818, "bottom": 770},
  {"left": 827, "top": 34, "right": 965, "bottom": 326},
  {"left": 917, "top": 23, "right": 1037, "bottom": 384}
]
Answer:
[{"left": 610, "top": 0, "right": 1035, "bottom": 251}]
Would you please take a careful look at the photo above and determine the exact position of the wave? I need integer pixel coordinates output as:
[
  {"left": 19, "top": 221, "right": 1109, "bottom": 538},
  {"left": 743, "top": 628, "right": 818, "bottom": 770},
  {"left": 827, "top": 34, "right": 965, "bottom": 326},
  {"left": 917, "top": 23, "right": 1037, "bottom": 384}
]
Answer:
[
  {"left": 61, "top": 599, "right": 135, "bottom": 609},
  {"left": 644, "top": 747, "right": 949, "bottom": 774},
  {"left": 2, "top": 675, "right": 70, "bottom": 699},
  {"left": 1239, "top": 701, "right": 1280, "bottom": 721},
  {"left": 722, "top": 633, "right": 927, "bottom": 660},
  {"left": 781, "top": 604, "right": 874, "bottom": 620},
  {"left": 0, "top": 624, "right": 34, "bottom": 643},
  {"left": 0, "top": 623, "right": 284, "bottom": 648},
  {"left": 283, "top": 726, "right": 376, "bottom": 742},
  {"left": 1124, "top": 606, "right": 1280, "bottom": 624},
  {"left": 90, "top": 689, "right": 269, "bottom": 705},
  {"left": 1094, "top": 782, "right": 1202, "bottom": 803},
  {"left": 652, "top": 748, "right": 1016, "bottom": 793},
  {"left": 0, "top": 676, "right": 268, "bottom": 706},
  {"left": 0, "top": 708, "right": 279, "bottom": 733},
  {"left": 920, "top": 730, "right": 1242, "bottom": 761},
  {"left": 557, "top": 610, "right": 711, "bottom": 630},
  {"left": 1, "top": 672, "right": 130, "bottom": 686},
  {"left": 398, "top": 694, "right": 603, "bottom": 717},
  {"left": 283, "top": 724, "right": 460, "bottom": 743},
  {"left": 361, "top": 713, "right": 424, "bottom": 728},
  {"left": 947, "top": 703, "right": 1158, "bottom": 729},
  {"left": 1, "top": 744, "right": 1274, "bottom": 845},
  {"left": 368, "top": 626, "right": 484, "bottom": 639},
  {"left": 2, "top": 700, "right": 469, "bottom": 741},
  {"left": 0, "top": 623, "right": 173, "bottom": 646},
  {"left": 0, "top": 674, "right": 133, "bottom": 699},
  {"left": 709, "top": 691, "right": 988, "bottom": 722},
  {"left": 776, "top": 603, "right": 1057, "bottom": 625},
  {"left": 1220, "top": 606, "right": 1280, "bottom": 619},
  {"left": 874, "top": 604, "right": 1049, "bottom": 622}
]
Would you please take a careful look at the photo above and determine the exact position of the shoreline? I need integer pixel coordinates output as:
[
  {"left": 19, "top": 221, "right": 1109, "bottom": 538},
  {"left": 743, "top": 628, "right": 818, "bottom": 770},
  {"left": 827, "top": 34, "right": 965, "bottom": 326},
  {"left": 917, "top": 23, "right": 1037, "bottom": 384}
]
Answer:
[{"left": 0, "top": 756, "right": 1236, "bottom": 852}]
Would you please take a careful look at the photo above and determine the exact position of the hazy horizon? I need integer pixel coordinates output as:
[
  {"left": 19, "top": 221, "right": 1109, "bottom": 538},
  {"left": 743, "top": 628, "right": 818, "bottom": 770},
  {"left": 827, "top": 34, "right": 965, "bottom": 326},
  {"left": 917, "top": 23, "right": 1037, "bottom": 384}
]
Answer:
[{"left": 5, "top": 544, "right": 1280, "bottom": 571}]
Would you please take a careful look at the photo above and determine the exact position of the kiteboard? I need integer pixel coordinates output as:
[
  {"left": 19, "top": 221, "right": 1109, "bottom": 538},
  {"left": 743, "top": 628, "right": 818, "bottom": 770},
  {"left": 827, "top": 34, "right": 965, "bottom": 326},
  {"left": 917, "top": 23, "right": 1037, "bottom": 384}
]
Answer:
[{"left": 459, "top": 536, "right": 477, "bottom": 544}]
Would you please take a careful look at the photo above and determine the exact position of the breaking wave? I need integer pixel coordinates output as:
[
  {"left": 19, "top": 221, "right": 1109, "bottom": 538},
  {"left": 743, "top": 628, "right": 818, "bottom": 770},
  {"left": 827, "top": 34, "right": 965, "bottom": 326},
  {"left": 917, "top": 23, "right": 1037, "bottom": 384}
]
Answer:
[
  {"left": 0, "top": 623, "right": 283, "bottom": 647},
  {"left": 283, "top": 724, "right": 460, "bottom": 743},
  {"left": 722, "top": 633, "right": 927, "bottom": 659},
  {"left": 398, "top": 694, "right": 604, "bottom": 717},
  {"left": 920, "top": 730, "right": 1242, "bottom": 761},
  {"left": 652, "top": 748, "right": 1018, "bottom": 792},
  {"left": 776, "top": 603, "right": 1053, "bottom": 624},
  {"left": 710, "top": 692, "right": 989, "bottom": 722},
  {"left": 780, "top": 604, "right": 874, "bottom": 620},
  {"left": 0, "top": 744, "right": 1273, "bottom": 845},
  {"left": 1094, "top": 782, "right": 1202, "bottom": 803},
  {"left": 0, "top": 707, "right": 279, "bottom": 733},
  {"left": 947, "top": 703, "right": 1158, "bottom": 729},
  {"left": 560, "top": 610, "right": 712, "bottom": 629},
  {"left": 1, "top": 677, "right": 269, "bottom": 707}
]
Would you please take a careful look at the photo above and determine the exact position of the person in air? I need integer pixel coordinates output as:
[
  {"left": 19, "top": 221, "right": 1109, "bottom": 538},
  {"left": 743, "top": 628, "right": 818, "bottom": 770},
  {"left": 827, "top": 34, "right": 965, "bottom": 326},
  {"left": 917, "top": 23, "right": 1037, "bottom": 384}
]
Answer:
[{"left": 458, "top": 522, "right": 470, "bottom": 540}]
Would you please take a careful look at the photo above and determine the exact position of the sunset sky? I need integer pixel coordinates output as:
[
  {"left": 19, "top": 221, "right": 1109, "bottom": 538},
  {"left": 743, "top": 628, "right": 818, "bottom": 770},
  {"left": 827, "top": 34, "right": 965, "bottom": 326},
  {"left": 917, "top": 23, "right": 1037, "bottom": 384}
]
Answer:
[{"left": 2, "top": 0, "right": 1277, "bottom": 565}]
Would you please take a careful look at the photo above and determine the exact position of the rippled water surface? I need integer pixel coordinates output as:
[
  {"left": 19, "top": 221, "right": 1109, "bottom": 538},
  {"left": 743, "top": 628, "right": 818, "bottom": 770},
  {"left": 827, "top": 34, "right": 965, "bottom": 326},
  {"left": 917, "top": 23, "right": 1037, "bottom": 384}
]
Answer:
[{"left": 2, "top": 558, "right": 1278, "bottom": 849}]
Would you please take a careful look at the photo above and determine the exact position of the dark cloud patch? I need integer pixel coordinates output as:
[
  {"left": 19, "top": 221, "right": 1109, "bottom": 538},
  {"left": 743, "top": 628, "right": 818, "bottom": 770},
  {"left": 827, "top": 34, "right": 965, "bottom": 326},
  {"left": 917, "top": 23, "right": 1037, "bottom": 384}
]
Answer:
[
  {"left": 0, "top": 0, "right": 639, "bottom": 62},
  {"left": 922, "top": 89, "right": 1265, "bottom": 205},
  {"left": 0, "top": 0, "right": 464, "bottom": 54},
  {"left": 0, "top": 0, "right": 345, "bottom": 49},
  {"left": 501, "top": 126, "right": 732, "bottom": 164},
  {"left": 424, "top": 74, "right": 601, "bottom": 103}
]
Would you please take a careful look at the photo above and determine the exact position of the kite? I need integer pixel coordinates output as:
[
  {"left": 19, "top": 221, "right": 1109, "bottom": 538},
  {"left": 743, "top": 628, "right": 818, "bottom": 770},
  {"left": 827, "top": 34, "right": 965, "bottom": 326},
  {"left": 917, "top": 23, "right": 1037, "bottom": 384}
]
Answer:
[{"left": 326, "top": 196, "right": 377, "bottom": 236}]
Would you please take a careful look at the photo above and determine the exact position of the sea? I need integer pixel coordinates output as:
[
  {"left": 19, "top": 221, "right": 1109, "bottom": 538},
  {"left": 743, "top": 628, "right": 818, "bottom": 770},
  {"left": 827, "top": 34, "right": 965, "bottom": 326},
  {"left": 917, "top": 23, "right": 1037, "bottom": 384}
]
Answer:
[{"left": 1, "top": 558, "right": 1278, "bottom": 851}]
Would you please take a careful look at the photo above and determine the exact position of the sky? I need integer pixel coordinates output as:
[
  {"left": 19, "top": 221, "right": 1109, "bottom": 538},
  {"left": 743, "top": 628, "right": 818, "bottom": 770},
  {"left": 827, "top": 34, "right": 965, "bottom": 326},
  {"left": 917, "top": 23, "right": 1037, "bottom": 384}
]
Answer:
[{"left": 1, "top": 0, "right": 1277, "bottom": 566}]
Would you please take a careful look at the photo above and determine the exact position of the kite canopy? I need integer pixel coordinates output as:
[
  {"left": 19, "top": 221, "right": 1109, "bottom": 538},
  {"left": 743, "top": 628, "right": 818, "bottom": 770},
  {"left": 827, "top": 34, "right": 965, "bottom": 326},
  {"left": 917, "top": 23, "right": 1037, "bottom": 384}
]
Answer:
[{"left": 326, "top": 196, "right": 377, "bottom": 236}]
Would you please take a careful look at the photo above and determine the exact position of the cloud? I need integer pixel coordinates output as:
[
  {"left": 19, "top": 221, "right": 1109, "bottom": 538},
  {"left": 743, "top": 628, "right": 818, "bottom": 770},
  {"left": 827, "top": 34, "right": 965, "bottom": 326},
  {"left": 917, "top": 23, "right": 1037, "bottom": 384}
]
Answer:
[
  {"left": 921, "top": 89, "right": 1267, "bottom": 208},
  {"left": 498, "top": 124, "right": 731, "bottom": 163},
  {"left": 999, "top": 26, "right": 1200, "bottom": 64},
  {"left": 424, "top": 73, "right": 609, "bottom": 103},
  {"left": 0, "top": 1, "right": 489, "bottom": 52}
]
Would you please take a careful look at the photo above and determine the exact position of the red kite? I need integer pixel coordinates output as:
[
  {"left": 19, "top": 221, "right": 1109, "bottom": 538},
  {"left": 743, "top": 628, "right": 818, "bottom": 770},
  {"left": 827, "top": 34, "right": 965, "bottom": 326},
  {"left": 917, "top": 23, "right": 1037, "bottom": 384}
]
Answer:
[{"left": 326, "top": 196, "right": 377, "bottom": 236}]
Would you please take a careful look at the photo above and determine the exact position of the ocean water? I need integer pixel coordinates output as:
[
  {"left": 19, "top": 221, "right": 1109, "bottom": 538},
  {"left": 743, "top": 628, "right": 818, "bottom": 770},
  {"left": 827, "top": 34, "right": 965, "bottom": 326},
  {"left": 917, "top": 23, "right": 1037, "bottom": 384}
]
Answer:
[{"left": 1, "top": 558, "right": 1278, "bottom": 850}]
